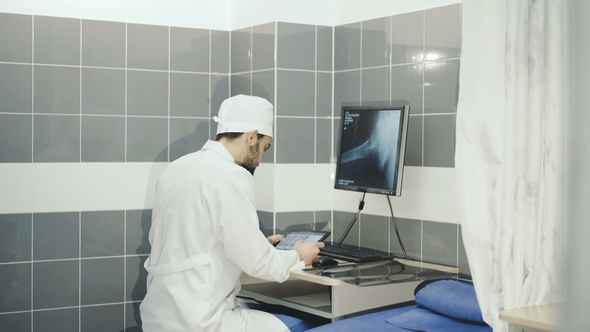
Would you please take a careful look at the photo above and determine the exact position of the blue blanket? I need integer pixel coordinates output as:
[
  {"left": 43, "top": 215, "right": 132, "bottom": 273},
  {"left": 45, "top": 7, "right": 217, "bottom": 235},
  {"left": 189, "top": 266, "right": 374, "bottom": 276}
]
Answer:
[{"left": 385, "top": 307, "right": 491, "bottom": 332}]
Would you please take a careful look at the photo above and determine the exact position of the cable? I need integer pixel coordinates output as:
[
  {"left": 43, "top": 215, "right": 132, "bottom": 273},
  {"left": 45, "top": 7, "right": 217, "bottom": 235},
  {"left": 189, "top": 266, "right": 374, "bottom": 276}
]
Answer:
[
  {"left": 386, "top": 195, "right": 408, "bottom": 260},
  {"left": 337, "top": 192, "right": 366, "bottom": 247}
]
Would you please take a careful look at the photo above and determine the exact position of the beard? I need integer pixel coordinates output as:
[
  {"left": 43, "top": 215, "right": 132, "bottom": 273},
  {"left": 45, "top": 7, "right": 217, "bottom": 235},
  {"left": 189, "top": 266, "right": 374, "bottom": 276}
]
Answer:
[{"left": 238, "top": 143, "right": 261, "bottom": 175}]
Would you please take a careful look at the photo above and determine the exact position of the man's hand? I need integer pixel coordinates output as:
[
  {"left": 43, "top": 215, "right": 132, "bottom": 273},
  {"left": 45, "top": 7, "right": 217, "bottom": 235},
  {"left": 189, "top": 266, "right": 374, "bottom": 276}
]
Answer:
[
  {"left": 266, "top": 234, "right": 285, "bottom": 246},
  {"left": 293, "top": 240, "right": 325, "bottom": 266}
]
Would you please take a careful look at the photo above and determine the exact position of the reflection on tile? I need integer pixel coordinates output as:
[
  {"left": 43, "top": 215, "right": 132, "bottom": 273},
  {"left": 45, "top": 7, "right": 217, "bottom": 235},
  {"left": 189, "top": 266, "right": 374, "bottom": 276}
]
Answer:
[
  {"left": 170, "top": 27, "right": 209, "bottom": 72},
  {"left": 334, "top": 70, "right": 361, "bottom": 113},
  {"left": 252, "top": 23, "right": 275, "bottom": 71},
  {"left": 81, "top": 68, "right": 125, "bottom": 115},
  {"left": 252, "top": 70, "right": 275, "bottom": 106},
  {"left": 424, "top": 114, "right": 456, "bottom": 168},
  {"left": 317, "top": 26, "right": 333, "bottom": 71},
  {"left": 360, "top": 213, "right": 389, "bottom": 252},
  {"left": 277, "top": 70, "right": 314, "bottom": 116},
  {"left": 257, "top": 211, "right": 274, "bottom": 236},
  {"left": 33, "top": 212, "right": 79, "bottom": 260},
  {"left": 81, "top": 116, "right": 125, "bottom": 162},
  {"left": 211, "top": 75, "right": 230, "bottom": 115},
  {"left": 316, "top": 118, "right": 331, "bottom": 163},
  {"left": 404, "top": 115, "right": 423, "bottom": 167},
  {"left": 425, "top": 4, "right": 461, "bottom": 60},
  {"left": 126, "top": 117, "right": 168, "bottom": 162},
  {"left": 314, "top": 211, "right": 332, "bottom": 232},
  {"left": 170, "top": 118, "right": 209, "bottom": 161},
  {"left": 361, "top": 67, "right": 390, "bottom": 106},
  {"left": 126, "top": 302, "right": 142, "bottom": 330},
  {"left": 277, "top": 22, "right": 315, "bottom": 70},
  {"left": 0, "top": 312, "right": 30, "bottom": 330},
  {"left": 389, "top": 217, "right": 422, "bottom": 260},
  {"left": 332, "top": 211, "right": 359, "bottom": 246},
  {"left": 34, "top": 16, "right": 80, "bottom": 65},
  {"left": 126, "top": 255, "right": 148, "bottom": 301},
  {"left": 458, "top": 225, "right": 471, "bottom": 276},
  {"left": 391, "top": 64, "right": 423, "bottom": 114},
  {"left": 276, "top": 211, "right": 314, "bottom": 234},
  {"left": 33, "top": 260, "right": 79, "bottom": 309},
  {"left": 333, "top": 117, "right": 341, "bottom": 162},
  {"left": 34, "top": 308, "right": 79, "bottom": 332},
  {"left": 127, "top": 24, "right": 168, "bottom": 70},
  {"left": 0, "top": 63, "right": 32, "bottom": 113},
  {"left": 127, "top": 70, "right": 168, "bottom": 116},
  {"left": 0, "top": 114, "right": 32, "bottom": 162},
  {"left": 423, "top": 220, "right": 457, "bottom": 266},
  {"left": 82, "top": 20, "right": 125, "bottom": 68},
  {"left": 276, "top": 118, "right": 314, "bottom": 163},
  {"left": 81, "top": 211, "right": 124, "bottom": 258},
  {"left": 316, "top": 72, "right": 332, "bottom": 117},
  {"left": 170, "top": 73, "right": 209, "bottom": 117},
  {"left": 126, "top": 210, "right": 151, "bottom": 256},
  {"left": 334, "top": 22, "right": 361, "bottom": 71},
  {"left": 362, "top": 16, "right": 391, "bottom": 68},
  {"left": 34, "top": 66, "right": 80, "bottom": 114},
  {"left": 81, "top": 257, "right": 124, "bottom": 305},
  {"left": 0, "top": 263, "right": 31, "bottom": 313},
  {"left": 231, "top": 28, "right": 251, "bottom": 73},
  {"left": 230, "top": 73, "right": 251, "bottom": 97},
  {"left": 33, "top": 115, "right": 80, "bottom": 162},
  {"left": 211, "top": 30, "right": 230, "bottom": 73},
  {"left": 0, "top": 214, "right": 32, "bottom": 263},
  {"left": 391, "top": 10, "right": 424, "bottom": 64},
  {"left": 0, "top": 13, "right": 32, "bottom": 63},
  {"left": 424, "top": 59, "right": 460, "bottom": 114},
  {"left": 81, "top": 304, "right": 124, "bottom": 332}
]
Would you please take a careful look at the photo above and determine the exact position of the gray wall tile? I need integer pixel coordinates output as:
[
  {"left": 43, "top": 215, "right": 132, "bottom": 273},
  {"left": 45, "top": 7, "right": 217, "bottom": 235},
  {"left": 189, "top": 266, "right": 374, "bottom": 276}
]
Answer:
[
  {"left": 257, "top": 211, "right": 274, "bottom": 237},
  {"left": 0, "top": 64, "right": 32, "bottom": 113},
  {"left": 332, "top": 210, "right": 359, "bottom": 246},
  {"left": 170, "top": 118, "right": 209, "bottom": 161},
  {"left": 252, "top": 22, "right": 275, "bottom": 71},
  {"left": 316, "top": 118, "right": 332, "bottom": 163},
  {"left": 211, "top": 30, "right": 230, "bottom": 73},
  {"left": 0, "top": 214, "right": 32, "bottom": 263},
  {"left": 81, "top": 258, "right": 124, "bottom": 305},
  {"left": 82, "top": 68, "right": 125, "bottom": 115},
  {"left": 170, "top": 72, "right": 209, "bottom": 117},
  {"left": 424, "top": 114, "right": 456, "bottom": 167},
  {"left": 126, "top": 255, "right": 148, "bottom": 301},
  {"left": 127, "top": 24, "right": 168, "bottom": 70},
  {"left": 314, "top": 211, "right": 331, "bottom": 233},
  {"left": 334, "top": 70, "right": 360, "bottom": 113},
  {"left": 33, "top": 308, "right": 78, "bottom": 332},
  {"left": 458, "top": 225, "right": 471, "bottom": 276},
  {"left": 34, "top": 65, "right": 80, "bottom": 114},
  {"left": 126, "top": 302, "right": 142, "bottom": 330},
  {"left": 211, "top": 75, "right": 230, "bottom": 116},
  {"left": 424, "top": 59, "right": 460, "bottom": 114},
  {"left": 0, "top": 312, "right": 30, "bottom": 331},
  {"left": 334, "top": 22, "right": 361, "bottom": 71},
  {"left": 126, "top": 117, "right": 168, "bottom": 162},
  {"left": 126, "top": 210, "right": 151, "bottom": 256},
  {"left": 392, "top": 10, "right": 424, "bottom": 65},
  {"left": 170, "top": 27, "right": 209, "bottom": 72},
  {"left": 276, "top": 118, "right": 314, "bottom": 163},
  {"left": 277, "top": 22, "right": 315, "bottom": 70},
  {"left": 333, "top": 117, "right": 341, "bottom": 163},
  {"left": 0, "top": 263, "right": 31, "bottom": 313},
  {"left": 276, "top": 211, "right": 314, "bottom": 234},
  {"left": 230, "top": 73, "right": 251, "bottom": 97},
  {"left": 361, "top": 67, "right": 390, "bottom": 106},
  {"left": 360, "top": 214, "right": 389, "bottom": 252},
  {"left": 423, "top": 220, "right": 457, "bottom": 266},
  {"left": 82, "top": 20, "right": 125, "bottom": 68},
  {"left": 81, "top": 211, "right": 124, "bottom": 258},
  {"left": 316, "top": 72, "right": 332, "bottom": 117},
  {"left": 231, "top": 28, "right": 251, "bottom": 73},
  {"left": 261, "top": 133, "right": 274, "bottom": 164},
  {"left": 34, "top": 16, "right": 80, "bottom": 65},
  {"left": 127, "top": 70, "right": 168, "bottom": 116},
  {"left": 404, "top": 115, "right": 423, "bottom": 166},
  {"left": 0, "top": 13, "right": 32, "bottom": 63},
  {"left": 81, "top": 304, "right": 124, "bottom": 332},
  {"left": 0, "top": 114, "right": 32, "bottom": 162},
  {"left": 391, "top": 64, "right": 423, "bottom": 114},
  {"left": 362, "top": 17, "right": 391, "bottom": 68},
  {"left": 389, "top": 217, "right": 422, "bottom": 260},
  {"left": 277, "top": 70, "right": 314, "bottom": 116},
  {"left": 33, "top": 115, "right": 80, "bottom": 162},
  {"left": 81, "top": 116, "right": 125, "bottom": 162},
  {"left": 33, "top": 212, "right": 79, "bottom": 260},
  {"left": 209, "top": 120, "right": 218, "bottom": 141},
  {"left": 33, "top": 260, "right": 79, "bottom": 309},
  {"left": 425, "top": 4, "right": 461, "bottom": 60},
  {"left": 252, "top": 70, "right": 275, "bottom": 106},
  {"left": 317, "top": 26, "right": 333, "bottom": 71}
]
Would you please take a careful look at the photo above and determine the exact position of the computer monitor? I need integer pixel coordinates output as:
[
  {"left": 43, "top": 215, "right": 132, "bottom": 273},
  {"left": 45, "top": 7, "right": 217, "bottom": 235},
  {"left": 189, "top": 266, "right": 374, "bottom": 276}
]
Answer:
[{"left": 334, "top": 105, "right": 410, "bottom": 196}]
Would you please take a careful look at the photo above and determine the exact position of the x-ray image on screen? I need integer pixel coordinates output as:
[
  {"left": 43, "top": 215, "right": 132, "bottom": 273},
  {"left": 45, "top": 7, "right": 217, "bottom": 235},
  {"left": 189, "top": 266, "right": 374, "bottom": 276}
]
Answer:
[{"left": 335, "top": 105, "right": 410, "bottom": 196}]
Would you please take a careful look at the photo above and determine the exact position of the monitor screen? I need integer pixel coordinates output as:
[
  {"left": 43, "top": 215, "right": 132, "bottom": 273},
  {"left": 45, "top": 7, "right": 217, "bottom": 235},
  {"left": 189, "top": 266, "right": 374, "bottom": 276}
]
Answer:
[{"left": 334, "top": 105, "right": 410, "bottom": 196}]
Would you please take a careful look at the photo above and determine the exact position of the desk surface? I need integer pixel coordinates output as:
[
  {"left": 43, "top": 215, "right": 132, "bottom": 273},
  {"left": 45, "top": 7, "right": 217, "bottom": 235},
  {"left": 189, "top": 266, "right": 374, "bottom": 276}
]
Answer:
[{"left": 499, "top": 303, "right": 560, "bottom": 331}]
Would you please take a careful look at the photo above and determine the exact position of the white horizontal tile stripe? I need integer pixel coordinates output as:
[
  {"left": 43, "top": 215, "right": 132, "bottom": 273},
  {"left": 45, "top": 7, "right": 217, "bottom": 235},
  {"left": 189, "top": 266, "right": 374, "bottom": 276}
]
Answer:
[
  {"left": 32, "top": 163, "right": 80, "bottom": 213},
  {"left": 422, "top": 167, "right": 459, "bottom": 224},
  {"left": 313, "top": 164, "right": 334, "bottom": 211},
  {"left": 274, "top": 164, "right": 321, "bottom": 212},
  {"left": 0, "top": 164, "right": 32, "bottom": 214},
  {"left": 253, "top": 163, "right": 274, "bottom": 212},
  {"left": 80, "top": 163, "right": 125, "bottom": 211},
  {"left": 125, "top": 162, "right": 169, "bottom": 210}
]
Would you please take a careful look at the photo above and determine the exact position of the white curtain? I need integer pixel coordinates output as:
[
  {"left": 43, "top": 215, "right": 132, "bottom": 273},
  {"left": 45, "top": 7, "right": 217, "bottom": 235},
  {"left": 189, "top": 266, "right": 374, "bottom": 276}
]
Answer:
[{"left": 455, "top": 1, "right": 568, "bottom": 331}]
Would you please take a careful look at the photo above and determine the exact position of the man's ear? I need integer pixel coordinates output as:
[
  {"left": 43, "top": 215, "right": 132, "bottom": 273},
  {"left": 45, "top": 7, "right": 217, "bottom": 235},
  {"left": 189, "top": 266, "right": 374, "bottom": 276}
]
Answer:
[{"left": 244, "top": 130, "right": 259, "bottom": 147}]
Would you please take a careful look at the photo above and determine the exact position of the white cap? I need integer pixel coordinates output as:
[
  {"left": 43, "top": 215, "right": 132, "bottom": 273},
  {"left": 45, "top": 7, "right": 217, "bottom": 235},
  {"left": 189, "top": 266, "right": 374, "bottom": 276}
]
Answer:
[{"left": 214, "top": 95, "right": 274, "bottom": 138}]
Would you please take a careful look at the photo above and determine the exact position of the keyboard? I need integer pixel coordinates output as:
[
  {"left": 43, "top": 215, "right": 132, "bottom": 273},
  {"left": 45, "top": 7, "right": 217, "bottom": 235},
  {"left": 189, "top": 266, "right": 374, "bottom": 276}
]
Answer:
[{"left": 319, "top": 244, "right": 393, "bottom": 263}]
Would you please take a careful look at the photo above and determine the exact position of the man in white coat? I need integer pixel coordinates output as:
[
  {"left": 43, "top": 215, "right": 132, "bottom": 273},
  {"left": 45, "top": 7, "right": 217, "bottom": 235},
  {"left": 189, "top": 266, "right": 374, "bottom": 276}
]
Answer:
[{"left": 140, "top": 94, "right": 325, "bottom": 331}]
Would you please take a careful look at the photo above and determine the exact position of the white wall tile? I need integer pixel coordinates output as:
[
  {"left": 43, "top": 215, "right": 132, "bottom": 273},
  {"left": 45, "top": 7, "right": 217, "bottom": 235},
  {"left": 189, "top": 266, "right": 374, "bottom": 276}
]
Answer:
[
  {"left": 0, "top": 164, "right": 32, "bottom": 214},
  {"left": 80, "top": 163, "right": 125, "bottom": 211},
  {"left": 125, "top": 162, "right": 169, "bottom": 210},
  {"left": 32, "top": 163, "right": 80, "bottom": 213},
  {"left": 253, "top": 163, "right": 274, "bottom": 212},
  {"left": 275, "top": 164, "right": 321, "bottom": 212},
  {"left": 422, "top": 167, "right": 459, "bottom": 223}
]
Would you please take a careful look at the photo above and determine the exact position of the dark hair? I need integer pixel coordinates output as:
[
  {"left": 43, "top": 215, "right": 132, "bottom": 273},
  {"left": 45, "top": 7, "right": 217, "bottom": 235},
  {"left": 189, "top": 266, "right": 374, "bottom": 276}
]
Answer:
[{"left": 216, "top": 132, "right": 265, "bottom": 141}]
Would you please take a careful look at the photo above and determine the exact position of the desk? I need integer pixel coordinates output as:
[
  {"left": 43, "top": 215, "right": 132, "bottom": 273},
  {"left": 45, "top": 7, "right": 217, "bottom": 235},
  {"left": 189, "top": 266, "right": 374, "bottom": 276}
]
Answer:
[
  {"left": 239, "top": 259, "right": 458, "bottom": 322},
  {"left": 499, "top": 303, "right": 560, "bottom": 332}
]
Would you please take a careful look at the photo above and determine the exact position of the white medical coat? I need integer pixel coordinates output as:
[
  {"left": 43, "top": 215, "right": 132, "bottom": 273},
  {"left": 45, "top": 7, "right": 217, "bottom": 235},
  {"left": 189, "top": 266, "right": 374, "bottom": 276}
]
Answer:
[{"left": 140, "top": 140, "right": 302, "bottom": 331}]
